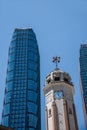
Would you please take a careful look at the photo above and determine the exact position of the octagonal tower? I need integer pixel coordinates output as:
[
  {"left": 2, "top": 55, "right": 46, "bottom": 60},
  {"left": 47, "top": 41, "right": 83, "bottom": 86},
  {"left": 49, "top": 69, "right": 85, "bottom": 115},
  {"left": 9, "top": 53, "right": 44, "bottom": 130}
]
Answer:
[{"left": 43, "top": 57, "right": 78, "bottom": 130}]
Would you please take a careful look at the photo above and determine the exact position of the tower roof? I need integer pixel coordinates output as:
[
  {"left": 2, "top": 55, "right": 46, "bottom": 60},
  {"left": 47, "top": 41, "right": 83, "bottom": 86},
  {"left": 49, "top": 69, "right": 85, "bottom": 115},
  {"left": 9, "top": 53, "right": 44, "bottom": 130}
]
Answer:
[
  {"left": 44, "top": 68, "right": 74, "bottom": 95},
  {"left": 45, "top": 68, "right": 73, "bottom": 85},
  {"left": 44, "top": 57, "right": 74, "bottom": 95}
]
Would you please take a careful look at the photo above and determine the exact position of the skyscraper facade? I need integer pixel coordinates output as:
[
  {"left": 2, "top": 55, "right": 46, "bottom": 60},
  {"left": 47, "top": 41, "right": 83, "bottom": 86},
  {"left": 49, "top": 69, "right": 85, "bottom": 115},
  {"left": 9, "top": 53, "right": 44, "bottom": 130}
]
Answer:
[
  {"left": 1, "top": 28, "right": 41, "bottom": 130},
  {"left": 79, "top": 44, "right": 87, "bottom": 129}
]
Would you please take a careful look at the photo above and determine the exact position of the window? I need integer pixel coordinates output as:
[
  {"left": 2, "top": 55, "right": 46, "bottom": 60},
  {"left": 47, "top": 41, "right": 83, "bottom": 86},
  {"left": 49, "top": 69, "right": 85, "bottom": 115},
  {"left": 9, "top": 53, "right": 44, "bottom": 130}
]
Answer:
[
  {"left": 28, "top": 52, "right": 38, "bottom": 62},
  {"left": 8, "top": 53, "right": 15, "bottom": 62},
  {"left": 28, "top": 80, "right": 37, "bottom": 90},
  {"left": 49, "top": 109, "right": 51, "bottom": 116},
  {"left": 29, "top": 114, "right": 37, "bottom": 128},
  {"left": 10, "top": 41, "right": 16, "bottom": 48},
  {"left": 64, "top": 78, "right": 68, "bottom": 82},
  {"left": 69, "top": 108, "right": 72, "bottom": 114},
  {"left": 7, "top": 71, "right": 14, "bottom": 81},
  {"left": 29, "top": 129, "right": 35, "bottom": 130},
  {"left": 54, "top": 77, "right": 60, "bottom": 81},
  {"left": 28, "top": 46, "right": 37, "bottom": 53},
  {"left": 47, "top": 79, "right": 51, "bottom": 84},
  {"left": 5, "top": 92, "right": 11, "bottom": 103},
  {"left": 28, "top": 102, "right": 37, "bottom": 114},
  {"left": 4, "top": 104, "right": 10, "bottom": 115},
  {"left": 6, "top": 81, "right": 13, "bottom": 92},
  {"left": 28, "top": 30, "right": 34, "bottom": 36},
  {"left": 28, "top": 91, "right": 37, "bottom": 103},
  {"left": 8, "top": 62, "right": 14, "bottom": 71},
  {"left": 2, "top": 116, "right": 9, "bottom": 127},
  {"left": 28, "top": 61, "right": 37, "bottom": 71},
  {"left": 18, "top": 128, "right": 21, "bottom": 130},
  {"left": 9, "top": 47, "right": 15, "bottom": 53},
  {"left": 28, "top": 70, "right": 37, "bottom": 80},
  {"left": 29, "top": 40, "right": 37, "bottom": 48}
]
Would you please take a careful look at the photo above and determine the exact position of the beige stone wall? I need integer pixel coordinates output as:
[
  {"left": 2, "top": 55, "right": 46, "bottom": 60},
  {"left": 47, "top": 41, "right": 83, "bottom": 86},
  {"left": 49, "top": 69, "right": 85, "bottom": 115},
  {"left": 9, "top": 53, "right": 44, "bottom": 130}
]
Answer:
[{"left": 44, "top": 77, "right": 78, "bottom": 130}]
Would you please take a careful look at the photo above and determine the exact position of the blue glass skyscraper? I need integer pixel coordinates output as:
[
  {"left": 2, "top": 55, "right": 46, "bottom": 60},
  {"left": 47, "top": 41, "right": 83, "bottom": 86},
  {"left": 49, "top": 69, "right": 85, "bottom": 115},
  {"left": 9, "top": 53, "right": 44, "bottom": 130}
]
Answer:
[
  {"left": 1, "top": 28, "right": 41, "bottom": 130},
  {"left": 79, "top": 44, "right": 87, "bottom": 129}
]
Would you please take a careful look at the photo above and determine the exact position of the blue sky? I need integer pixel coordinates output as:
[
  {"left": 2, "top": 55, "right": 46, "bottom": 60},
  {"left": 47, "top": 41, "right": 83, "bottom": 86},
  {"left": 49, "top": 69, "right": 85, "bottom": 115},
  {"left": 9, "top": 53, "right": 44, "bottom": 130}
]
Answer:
[{"left": 0, "top": 0, "right": 87, "bottom": 129}]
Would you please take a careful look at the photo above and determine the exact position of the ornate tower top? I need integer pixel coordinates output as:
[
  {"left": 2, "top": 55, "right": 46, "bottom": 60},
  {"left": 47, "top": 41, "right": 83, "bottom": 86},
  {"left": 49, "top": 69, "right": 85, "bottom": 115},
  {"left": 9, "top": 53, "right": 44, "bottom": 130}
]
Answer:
[{"left": 44, "top": 57, "right": 74, "bottom": 95}]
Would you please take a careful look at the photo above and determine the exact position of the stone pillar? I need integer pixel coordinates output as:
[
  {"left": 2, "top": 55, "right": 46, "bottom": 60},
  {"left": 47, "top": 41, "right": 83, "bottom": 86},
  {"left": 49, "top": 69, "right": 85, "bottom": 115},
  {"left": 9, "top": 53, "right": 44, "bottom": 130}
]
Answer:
[
  {"left": 73, "top": 103, "right": 78, "bottom": 130},
  {"left": 51, "top": 72, "right": 53, "bottom": 82},
  {"left": 45, "top": 106, "right": 49, "bottom": 130},
  {"left": 52, "top": 101, "right": 58, "bottom": 130},
  {"left": 63, "top": 100, "right": 70, "bottom": 130}
]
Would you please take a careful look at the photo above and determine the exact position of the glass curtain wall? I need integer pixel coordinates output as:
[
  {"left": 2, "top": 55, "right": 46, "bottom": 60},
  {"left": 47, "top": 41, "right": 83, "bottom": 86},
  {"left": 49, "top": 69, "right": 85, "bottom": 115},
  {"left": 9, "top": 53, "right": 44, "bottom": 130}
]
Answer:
[
  {"left": 1, "top": 28, "right": 41, "bottom": 130},
  {"left": 79, "top": 44, "right": 87, "bottom": 129}
]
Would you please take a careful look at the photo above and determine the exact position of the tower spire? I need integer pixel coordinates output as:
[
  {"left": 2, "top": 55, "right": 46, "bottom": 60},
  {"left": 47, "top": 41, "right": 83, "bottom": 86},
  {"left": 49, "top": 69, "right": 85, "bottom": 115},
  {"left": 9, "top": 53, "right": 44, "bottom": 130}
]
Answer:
[{"left": 52, "top": 56, "right": 60, "bottom": 69}]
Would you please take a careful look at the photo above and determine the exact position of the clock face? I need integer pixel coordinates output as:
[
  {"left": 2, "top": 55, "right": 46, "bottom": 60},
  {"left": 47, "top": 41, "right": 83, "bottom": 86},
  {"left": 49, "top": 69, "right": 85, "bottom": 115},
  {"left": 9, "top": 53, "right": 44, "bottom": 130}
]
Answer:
[{"left": 54, "top": 91, "right": 63, "bottom": 99}]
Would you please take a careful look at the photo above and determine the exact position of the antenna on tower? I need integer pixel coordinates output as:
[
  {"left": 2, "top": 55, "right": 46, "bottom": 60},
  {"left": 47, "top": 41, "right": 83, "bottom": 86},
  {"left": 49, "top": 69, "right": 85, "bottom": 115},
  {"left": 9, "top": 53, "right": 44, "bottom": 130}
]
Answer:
[{"left": 52, "top": 56, "right": 60, "bottom": 69}]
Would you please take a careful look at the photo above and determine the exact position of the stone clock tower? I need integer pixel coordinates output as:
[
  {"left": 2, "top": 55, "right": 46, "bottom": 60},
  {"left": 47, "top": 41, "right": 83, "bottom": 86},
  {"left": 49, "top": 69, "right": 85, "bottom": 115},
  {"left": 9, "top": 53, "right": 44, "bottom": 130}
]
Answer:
[{"left": 43, "top": 57, "right": 78, "bottom": 130}]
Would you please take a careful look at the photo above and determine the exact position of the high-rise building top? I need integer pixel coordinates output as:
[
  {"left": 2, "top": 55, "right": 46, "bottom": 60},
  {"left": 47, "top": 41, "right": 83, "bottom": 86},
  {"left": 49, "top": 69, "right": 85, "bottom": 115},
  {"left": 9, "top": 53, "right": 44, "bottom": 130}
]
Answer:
[
  {"left": 43, "top": 58, "right": 78, "bottom": 130},
  {"left": 1, "top": 28, "right": 41, "bottom": 130},
  {"left": 81, "top": 44, "right": 87, "bottom": 48},
  {"left": 79, "top": 44, "right": 87, "bottom": 129}
]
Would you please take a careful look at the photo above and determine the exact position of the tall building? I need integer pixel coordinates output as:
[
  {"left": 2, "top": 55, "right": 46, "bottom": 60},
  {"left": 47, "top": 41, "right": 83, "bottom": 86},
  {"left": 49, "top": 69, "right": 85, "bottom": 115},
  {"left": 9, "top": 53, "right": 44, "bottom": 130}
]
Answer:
[
  {"left": 1, "top": 28, "right": 41, "bottom": 130},
  {"left": 43, "top": 57, "right": 78, "bottom": 130},
  {"left": 79, "top": 44, "right": 87, "bottom": 129}
]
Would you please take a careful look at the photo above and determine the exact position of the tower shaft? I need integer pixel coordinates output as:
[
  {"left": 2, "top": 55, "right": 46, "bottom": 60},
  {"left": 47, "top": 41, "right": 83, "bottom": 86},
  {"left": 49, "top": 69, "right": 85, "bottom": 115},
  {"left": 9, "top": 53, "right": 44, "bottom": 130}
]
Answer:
[{"left": 44, "top": 68, "right": 78, "bottom": 130}]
